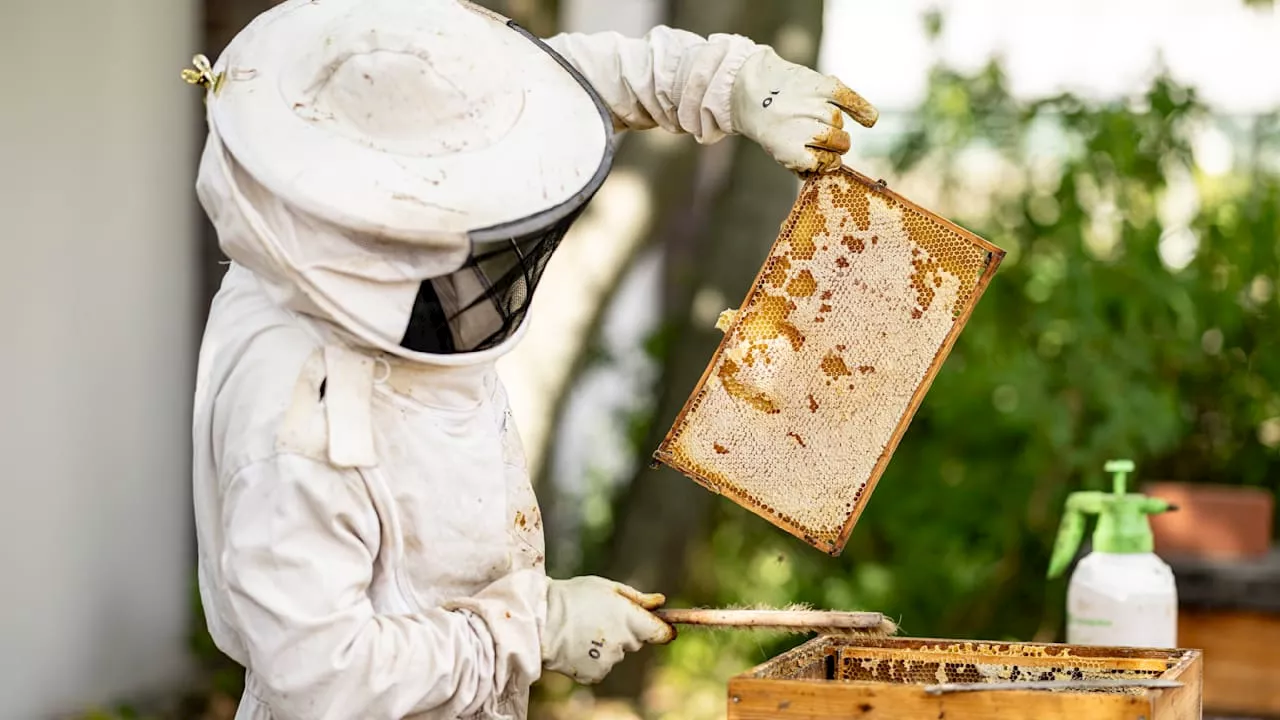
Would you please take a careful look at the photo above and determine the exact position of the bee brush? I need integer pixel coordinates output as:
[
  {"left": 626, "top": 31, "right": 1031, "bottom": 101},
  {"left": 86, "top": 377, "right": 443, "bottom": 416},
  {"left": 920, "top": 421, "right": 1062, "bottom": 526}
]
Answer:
[{"left": 654, "top": 605, "right": 899, "bottom": 637}]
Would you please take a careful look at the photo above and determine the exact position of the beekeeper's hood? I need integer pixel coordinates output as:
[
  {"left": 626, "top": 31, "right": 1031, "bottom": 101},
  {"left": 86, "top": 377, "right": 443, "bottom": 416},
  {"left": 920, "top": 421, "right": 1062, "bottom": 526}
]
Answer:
[{"left": 193, "top": 0, "right": 614, "bottom": 364}]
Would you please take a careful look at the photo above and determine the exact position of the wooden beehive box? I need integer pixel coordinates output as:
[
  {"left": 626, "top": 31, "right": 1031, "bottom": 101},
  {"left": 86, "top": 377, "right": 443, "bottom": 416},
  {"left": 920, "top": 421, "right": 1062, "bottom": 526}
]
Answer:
[{"left": 728, "top": 636, "right": 1203, "bottom": 720}]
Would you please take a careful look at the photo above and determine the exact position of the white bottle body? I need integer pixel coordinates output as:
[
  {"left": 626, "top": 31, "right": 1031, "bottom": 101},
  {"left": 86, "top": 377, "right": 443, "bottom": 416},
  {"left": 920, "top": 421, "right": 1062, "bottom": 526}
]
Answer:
[{"left": 1066, "top": 551, "right": 1178, "bottom": 648}]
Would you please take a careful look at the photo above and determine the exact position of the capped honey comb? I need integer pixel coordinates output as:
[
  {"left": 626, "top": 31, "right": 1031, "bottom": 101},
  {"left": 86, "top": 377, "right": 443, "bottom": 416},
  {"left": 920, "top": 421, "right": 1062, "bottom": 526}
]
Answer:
[{"left": 653, "top": 166, "right": 1004, "bottom": 555}]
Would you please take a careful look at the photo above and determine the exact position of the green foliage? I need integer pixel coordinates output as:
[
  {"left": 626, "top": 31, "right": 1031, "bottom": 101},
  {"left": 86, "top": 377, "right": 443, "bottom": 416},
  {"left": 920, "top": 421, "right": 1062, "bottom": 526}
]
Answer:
[
  {"left": 640, "top": 40, "right": 1280, "bottom": 705},
  {"left": 189, "top": 577, "right": 247, "bottom": 700}
]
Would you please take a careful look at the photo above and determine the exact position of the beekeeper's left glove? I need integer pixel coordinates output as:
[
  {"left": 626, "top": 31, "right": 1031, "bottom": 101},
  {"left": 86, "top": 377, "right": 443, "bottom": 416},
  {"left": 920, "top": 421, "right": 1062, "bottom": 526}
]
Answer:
[
  {"left": 731, "top": 46, "right": 879, "bottom": 173},
  {"left": 541, "top": 576, "right": 676, "bottom": 684}
]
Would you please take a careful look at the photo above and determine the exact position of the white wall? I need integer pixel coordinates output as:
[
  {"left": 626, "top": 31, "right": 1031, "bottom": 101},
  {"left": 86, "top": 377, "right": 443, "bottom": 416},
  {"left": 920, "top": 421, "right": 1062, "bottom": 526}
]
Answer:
[
  {"left": 0, "top": 1, "right": 200, "bottom": 716},
  {"left": 822, "top": 0, "right": 1280, "bottom": 113}
]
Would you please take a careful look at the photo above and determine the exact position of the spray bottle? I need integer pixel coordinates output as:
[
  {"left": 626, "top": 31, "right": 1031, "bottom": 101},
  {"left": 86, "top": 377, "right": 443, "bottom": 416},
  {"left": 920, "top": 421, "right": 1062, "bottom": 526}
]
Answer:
[{"left": 1047, "top": 459, "right": 1179, "bottom": 648}]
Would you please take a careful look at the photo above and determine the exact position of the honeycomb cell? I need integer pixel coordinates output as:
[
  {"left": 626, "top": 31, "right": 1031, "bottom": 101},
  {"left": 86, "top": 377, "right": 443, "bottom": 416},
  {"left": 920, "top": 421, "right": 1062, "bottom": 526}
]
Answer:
[{"left": 655, "top": 167, "right": 1005, "bottom": 554}]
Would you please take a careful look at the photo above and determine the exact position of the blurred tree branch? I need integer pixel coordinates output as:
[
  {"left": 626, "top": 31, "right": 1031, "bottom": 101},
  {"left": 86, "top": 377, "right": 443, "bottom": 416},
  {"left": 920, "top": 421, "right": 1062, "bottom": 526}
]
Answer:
[
  {"left": 470, "top": 0, "right": 560, "bottom": 37},
  {"left": 550, "top": 3, "right": 1280, "bottom": 713}
]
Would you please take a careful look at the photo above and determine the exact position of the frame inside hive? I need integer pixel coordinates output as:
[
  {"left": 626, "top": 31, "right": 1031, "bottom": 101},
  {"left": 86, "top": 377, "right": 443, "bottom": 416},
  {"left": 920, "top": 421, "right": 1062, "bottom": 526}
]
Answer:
[
  {"left": 728, "top": 636, "right": 1203, "bottom": 720},
  {"left": 653, "top": 166, "right": 1005, "bottom": 555}
]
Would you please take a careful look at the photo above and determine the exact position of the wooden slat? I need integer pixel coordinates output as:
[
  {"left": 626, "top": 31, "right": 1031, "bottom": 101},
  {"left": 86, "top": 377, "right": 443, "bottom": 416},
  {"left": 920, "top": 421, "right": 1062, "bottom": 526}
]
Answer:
[
  {"left": 727, "top": 677, "right": 1154, "bottom": 720},
  {"left": 1153, "top": 650, "right": 1204, "bottom": 720}
]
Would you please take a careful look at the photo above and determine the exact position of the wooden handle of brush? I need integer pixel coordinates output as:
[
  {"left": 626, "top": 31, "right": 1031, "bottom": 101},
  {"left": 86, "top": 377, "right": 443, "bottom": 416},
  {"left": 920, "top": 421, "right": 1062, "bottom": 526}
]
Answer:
[{"left": 654, "top": 608, "right": 886, "bottom": 630}]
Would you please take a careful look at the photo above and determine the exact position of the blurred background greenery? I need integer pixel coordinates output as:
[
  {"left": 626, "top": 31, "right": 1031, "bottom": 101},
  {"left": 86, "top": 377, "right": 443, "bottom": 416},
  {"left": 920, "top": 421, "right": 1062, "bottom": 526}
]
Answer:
[
  {"left": 74, "top": 0, "right": 1280, "bottom": 718},
  {"left": 523, "top": 1, "right": 1280, "bottom": 717}
]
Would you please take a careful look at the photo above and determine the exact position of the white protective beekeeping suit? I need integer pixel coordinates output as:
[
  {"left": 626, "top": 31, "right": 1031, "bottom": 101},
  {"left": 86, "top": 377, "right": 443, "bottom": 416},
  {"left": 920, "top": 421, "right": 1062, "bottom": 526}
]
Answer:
[{"left": 188, "top": 1, "right": 877, "bottom": 718}]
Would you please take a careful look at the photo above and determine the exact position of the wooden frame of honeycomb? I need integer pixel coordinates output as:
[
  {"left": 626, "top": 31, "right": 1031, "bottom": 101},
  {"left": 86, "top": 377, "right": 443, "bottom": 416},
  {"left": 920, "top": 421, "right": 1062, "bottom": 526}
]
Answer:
[
  {"left": 727, "top": 636, "right": 1203, "bottom": 720},
  {"left": 653, "top": 166, "right": 1005, "bottom": 555}
]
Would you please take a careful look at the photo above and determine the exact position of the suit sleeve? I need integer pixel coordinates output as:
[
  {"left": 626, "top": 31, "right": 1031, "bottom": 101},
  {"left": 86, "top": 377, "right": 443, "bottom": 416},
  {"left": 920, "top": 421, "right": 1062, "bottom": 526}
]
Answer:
[
  {"left": 218, "top": 454, "right": 547, "bottom": 720},
  {"left": 543, "top": 25, "right": 762, "bottom": 143}
]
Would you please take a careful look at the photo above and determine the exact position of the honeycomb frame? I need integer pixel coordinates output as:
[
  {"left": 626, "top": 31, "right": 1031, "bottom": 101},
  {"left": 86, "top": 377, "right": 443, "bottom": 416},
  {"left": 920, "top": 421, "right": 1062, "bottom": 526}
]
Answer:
[
  {"left": 653, "top": 166, "right": 1005, "bottom": 555},
  {"left": 727, "top": 636, "right": 1203, "bottom": 720}
]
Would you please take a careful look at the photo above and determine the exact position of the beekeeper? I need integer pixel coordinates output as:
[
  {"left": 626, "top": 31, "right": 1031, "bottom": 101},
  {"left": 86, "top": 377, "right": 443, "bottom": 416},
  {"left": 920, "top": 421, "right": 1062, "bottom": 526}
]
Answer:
[{"left": 188, "top": 0, "right": 877, "bottom": 718}]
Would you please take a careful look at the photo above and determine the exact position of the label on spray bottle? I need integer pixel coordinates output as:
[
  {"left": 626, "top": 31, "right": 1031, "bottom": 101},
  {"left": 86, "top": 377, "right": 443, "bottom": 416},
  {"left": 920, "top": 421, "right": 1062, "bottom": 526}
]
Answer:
[{"left": 1066, "top": 552, "right": 1178, "bottom": 648}]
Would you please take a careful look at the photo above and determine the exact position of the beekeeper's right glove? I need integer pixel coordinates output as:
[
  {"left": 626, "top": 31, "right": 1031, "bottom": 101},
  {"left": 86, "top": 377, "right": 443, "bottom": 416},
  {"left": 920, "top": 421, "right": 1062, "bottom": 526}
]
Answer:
[
  {"left": 541, "top": 576, "right": 676, "bottom": 684},
  {"left": 730, "top": 46, "right": 879, "bottom": 173}
]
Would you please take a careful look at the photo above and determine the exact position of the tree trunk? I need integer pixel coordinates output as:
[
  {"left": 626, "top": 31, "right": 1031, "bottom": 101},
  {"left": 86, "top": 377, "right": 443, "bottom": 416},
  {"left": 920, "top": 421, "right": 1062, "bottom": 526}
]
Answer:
[
  {"left": 519, "top": 1, "right": 700, "bottom": 569},
  {"left": 535, "top": 134, "right": 708, "bottom": 574},
  {"left": 533, "top": 0, "right": 741, "bottom": 578},
  {"left": 594, "top": 0, "right": 826, "bottom": 700}
]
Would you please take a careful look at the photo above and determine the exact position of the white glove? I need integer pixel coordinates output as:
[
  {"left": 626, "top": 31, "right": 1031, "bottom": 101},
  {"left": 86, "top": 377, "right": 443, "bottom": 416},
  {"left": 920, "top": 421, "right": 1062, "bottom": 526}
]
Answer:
[
  {"left": 731, "top": 47, "right": 879, "bottom": 173},
  {"left": 541, "top": 576, "right": 676, "bottom": 684}
]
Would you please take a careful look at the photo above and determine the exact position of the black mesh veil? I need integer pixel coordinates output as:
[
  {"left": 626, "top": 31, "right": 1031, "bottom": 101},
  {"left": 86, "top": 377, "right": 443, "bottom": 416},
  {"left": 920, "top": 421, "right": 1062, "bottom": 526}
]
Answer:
[{"left": 400, "top": 23, "right": 616, "bottom": 355}]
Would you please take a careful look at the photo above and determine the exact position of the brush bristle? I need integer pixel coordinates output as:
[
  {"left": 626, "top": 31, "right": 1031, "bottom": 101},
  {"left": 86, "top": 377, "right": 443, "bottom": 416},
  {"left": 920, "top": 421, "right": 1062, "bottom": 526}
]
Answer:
[
  {"left": 719, "top": 602, "right": 816, "bottom": 612},
  {"left": 815, "top": 617, "right": 899, "bottom": 637}
]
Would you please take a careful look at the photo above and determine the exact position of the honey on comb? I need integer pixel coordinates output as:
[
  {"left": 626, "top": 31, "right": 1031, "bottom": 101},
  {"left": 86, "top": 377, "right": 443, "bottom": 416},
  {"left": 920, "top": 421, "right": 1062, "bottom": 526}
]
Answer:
[
  {"left": 821, "top": 351, "right": 853, "bottom": 379},
  {"left": 785, "top": 193, "right": 823, "bottom": 261},
  {"left": 787, "top": 270, "right": 819, "bottom": 298},
  {"left": 842, "top": 235, "right": 867, "bottom": 253},
  {"left": 737, "top": 294, "right": 804, "bottom": 352},
  {"left": 717, "top": 359, "right": 780, "bottom": 415},
  {"left": 764, "top": 256, "right": 792, "bottom": 287}
]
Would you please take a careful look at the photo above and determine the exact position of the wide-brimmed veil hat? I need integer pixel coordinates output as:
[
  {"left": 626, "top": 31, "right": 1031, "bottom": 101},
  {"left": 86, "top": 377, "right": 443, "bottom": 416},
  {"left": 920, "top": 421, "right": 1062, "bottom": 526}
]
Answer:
[
  {"left": 205, "top": 0, "right": 612, "bottom": 244},
  {"left": 194, "top": 0, "right": 616, "bottom": 357}
]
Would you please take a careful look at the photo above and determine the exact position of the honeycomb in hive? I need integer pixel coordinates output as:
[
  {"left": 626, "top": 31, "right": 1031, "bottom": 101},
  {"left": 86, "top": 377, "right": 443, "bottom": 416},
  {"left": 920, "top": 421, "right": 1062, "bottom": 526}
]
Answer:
[
  {"left": 821, "top": 644, "right": 1166, "bottom": 693},
  {"left": 653, "top": 167, "right": 1004, "bottom": 555},
  {"left": 755, "top": 637, "right": 1186, "bottom": 688},
  {"left": 729, "top": 636, "right": 1203, "bottom": 720}
]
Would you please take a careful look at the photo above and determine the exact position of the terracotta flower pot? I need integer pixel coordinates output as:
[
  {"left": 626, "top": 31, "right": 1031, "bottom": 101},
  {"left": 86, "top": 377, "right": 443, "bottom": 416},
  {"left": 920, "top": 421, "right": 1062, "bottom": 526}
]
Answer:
[{"left": 1143, "top": 482, "right": 1275, "bottom": 561}]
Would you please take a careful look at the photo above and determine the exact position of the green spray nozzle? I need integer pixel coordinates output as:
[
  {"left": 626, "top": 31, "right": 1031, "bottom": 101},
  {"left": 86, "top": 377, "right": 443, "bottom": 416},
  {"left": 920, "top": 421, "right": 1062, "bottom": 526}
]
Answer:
[{"left": 1046, "top": 459, "right": 1174, "bottom": 579}]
